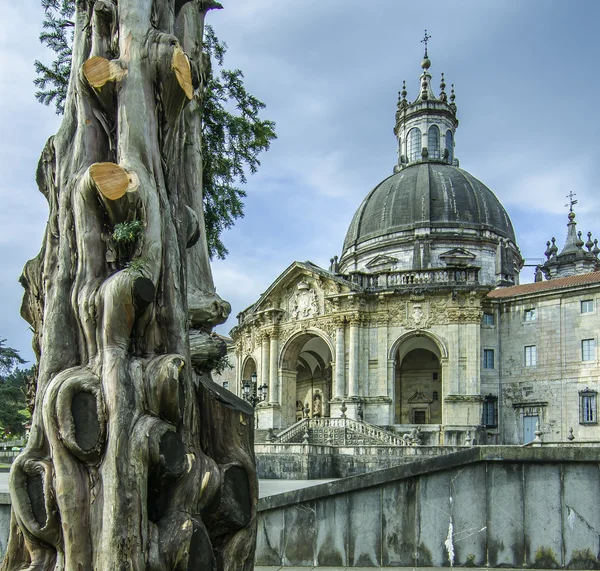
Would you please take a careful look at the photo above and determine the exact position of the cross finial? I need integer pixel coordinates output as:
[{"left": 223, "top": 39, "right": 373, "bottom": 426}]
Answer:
[
  {"left": 421, "top": 30, "right": 431, "bottom": 57},
  {"left": 565, "top": 191, "right": 578, "bottom": 213}
]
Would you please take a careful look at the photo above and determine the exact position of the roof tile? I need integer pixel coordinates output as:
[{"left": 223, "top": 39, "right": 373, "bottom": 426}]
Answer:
[{"left": 488, "top": 271, "right": 600, "bottom": 298}]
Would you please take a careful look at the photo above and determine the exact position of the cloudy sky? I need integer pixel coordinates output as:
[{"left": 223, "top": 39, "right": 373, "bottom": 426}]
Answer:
[{"left": 1, "top": 0, "right": 599, "bottom": 362}]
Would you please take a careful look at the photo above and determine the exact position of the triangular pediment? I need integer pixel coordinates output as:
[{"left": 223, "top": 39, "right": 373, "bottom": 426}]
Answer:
[
  {"left": 407, "top": 390, "right": 433, "bottom": 404},
  {"left": 439, "top": 247, "right": 477, "bottom": 266},
  {"left": 366, "top": 254, "right": 399, "bottom": 269}
]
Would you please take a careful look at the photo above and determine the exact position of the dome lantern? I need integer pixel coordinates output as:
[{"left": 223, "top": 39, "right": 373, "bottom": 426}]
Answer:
[{"left": 395, "top": 32, "right": 459, "bottom": 171}]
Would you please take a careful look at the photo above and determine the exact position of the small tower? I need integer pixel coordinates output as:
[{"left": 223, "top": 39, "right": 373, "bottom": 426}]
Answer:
[
  {"left": 540, "top": 193, "right": 600, "bottom": 279},
  {"left": 394, "top": 31, "right": 459, "bottom": 171}
]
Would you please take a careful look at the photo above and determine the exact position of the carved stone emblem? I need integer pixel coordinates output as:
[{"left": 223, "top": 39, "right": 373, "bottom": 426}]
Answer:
[
  {"left": 409, "top": 301, "right": 430, "bottom": 329},
  {"left": 291, "top": 282, "right": 320, "bottom": 319}
]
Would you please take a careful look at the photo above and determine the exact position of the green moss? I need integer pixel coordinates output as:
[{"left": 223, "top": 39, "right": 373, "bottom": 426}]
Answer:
[
  {"left": 568, "top": 548, "right": 599, "bottom": 570},
  {"left": 534, "top": 546, "right": 559, "bottom": 569},
  {"left": 465, "top": 553, "right": 477, "bottom": 567}
]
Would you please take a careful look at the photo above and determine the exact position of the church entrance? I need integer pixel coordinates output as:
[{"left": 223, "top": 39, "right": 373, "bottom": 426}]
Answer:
[
  {"left": 394, "top": 337, "right": 443, "bottom": 424},
  {"left": 280, "top": 332, "right": 332, "bottom": 426}
]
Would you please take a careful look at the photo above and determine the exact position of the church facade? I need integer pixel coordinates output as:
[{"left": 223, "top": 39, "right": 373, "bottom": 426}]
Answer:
[{"left": 224, "top": 46, "right": 600, "bottom": 446}]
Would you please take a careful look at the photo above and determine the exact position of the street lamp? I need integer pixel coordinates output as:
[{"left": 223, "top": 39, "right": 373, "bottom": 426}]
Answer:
[{"left": 241, "top": 372, "right": 267, "bottom": 408}]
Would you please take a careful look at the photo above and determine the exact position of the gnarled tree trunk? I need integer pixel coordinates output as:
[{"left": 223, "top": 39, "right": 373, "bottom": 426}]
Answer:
[{"left": 3, "top": 1, "right": 257, "bottom": 569}]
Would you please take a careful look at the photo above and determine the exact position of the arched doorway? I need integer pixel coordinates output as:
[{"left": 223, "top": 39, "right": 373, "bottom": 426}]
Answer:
[
  {"left": 241, "top": 357, "right": 257, "bottom": 382},
  {"left": 240, "top": 357, "right": 257, "bottom": 399},
  {"left": 280, "top": 331, "right": 333, "bottom": 426},
  {"left": 393, "top": 334, "right": 443, "bottom": 425}
]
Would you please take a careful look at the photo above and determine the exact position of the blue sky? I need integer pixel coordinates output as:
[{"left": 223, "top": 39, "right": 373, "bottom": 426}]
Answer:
[{"left": 1, "top": 0, "right": 599, "bottom": 362}]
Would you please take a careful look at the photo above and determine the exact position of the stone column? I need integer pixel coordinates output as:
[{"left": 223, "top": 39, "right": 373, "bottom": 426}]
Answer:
[
  {"left": 348, "top": 317, "right": 360, "bottom": 397},
  {"left": 334, "top": 322, "right": 345, "bottom": 399},
  {"left": 260, "top": 333, "right": 270, "bottom": 393},
  {"left": 378, "top": 320, "right": 389, "bottom": 396},
  {"left": 236, "top": 352, "right": 243, "bottom": 398},
  {"left": 269, "top": 334, "right": 278, "bottom": 404},
  {"left": 388, "top": 358, "right": 396, "bottom": 424}
]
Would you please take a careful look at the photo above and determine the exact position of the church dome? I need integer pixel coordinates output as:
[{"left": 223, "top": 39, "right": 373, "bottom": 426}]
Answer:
[{"left": 342, "top": 162, "right": 516, "bottom": 257}]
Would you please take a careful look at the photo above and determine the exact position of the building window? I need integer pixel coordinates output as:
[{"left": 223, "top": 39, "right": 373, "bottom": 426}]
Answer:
[
  {"left": 222, "top": 381, "right": 229, "bottom": 390},
  {"left": 524, "top": 345, "right": 537, "bottom": 366},
  {"left": 524, "top": 308, "right": 536, "bottom": 322},
  {"left": 433, "top": 391, "right": 439, "bottom": 400},
  {"left": 579, "top": 389, "right": 597, "bottom": 424},
  {"left": 483, "top": 395, "right": 498, "bottom": 427},
  {"left": 581, "top": 300, "right": 594, "bottom": 313},
  {"left": 428, "top": 125, "right": 440, "bottom": 159},
  {"left": 407, "top": 128, "right": 422, "bottom": 162},
  {"left": 582, "top": 339, "right": 595, "bottom": 362},
  {"left": 413, "top": 410, "right": 426, "bottom": 424},
  {"left": 445, "top": 130, "right": 454, "bottom": 163},
  {"left": 483, "top": 312, "right": 495, "bottom": 326},
  {"left": 483, "top": 349, "right": 495, "bottom": 369}
]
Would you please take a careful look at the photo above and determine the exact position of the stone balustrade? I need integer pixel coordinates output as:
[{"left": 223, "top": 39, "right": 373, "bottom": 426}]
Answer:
[
  {"left": 348, "top": 266, "right": 480, "bottom": 289},
  {"left": 274, "top": 417, "right": 408, "bottom": 446}
]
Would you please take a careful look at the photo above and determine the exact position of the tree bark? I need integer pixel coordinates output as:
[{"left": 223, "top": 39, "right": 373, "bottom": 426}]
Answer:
[{"left": 4, "top": 1, "right": 256, "bottom": 570}]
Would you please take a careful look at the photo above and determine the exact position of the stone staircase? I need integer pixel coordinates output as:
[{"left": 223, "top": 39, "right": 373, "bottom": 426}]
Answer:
[{"left": 273, "top": 417, "right": 410, "bottom": 446}]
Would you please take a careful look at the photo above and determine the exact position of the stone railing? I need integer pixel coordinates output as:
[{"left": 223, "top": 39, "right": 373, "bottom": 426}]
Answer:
[
  {"left": 275, "top": 417, "right": 410, "bottom": 446},
  {"left": 273, "top": 419, "right": 310, "bottom": 443},
  {"left": 347, "top": 267, "right": 480, "bottom": 290}
]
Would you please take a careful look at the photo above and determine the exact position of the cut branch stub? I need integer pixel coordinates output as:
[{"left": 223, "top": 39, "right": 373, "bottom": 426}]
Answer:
[
  {"left": 82, "top": 56, "right": 125, "bottom": 88},
  {"left": 89, "top": 162, "right": 130, "bottom": 201},
  {"left": 172, "top": 45, "right": 194, "bottom": 100}
]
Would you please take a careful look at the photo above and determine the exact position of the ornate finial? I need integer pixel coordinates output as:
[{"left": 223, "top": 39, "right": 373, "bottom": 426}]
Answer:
[
  {"left": 586, "top": 232, "right": 594, "bottom": 251},
  {"left": 440, "top": 72, "right": 447, "bottom": 101},
  {"left": 421, "top": 29, "right": 431, "bottom": 58},
  {"left": 576, "top": 231, "right": 585, "bottom": 249},
  {"left": 421, "top": 76, "right": 429, "bottom": 100},
  {"left": 450, "top": 83, "right": 456, "bottom": 103},
  {"left": 401, "top": 80, "right": 407, "bottom": 100},
  {"left": 565, "top": 191, "right": 578, "bottom": 213},
  {"left": 545, "top": 240, "right": 552, "bottom": 259},
  {"left": 550, "top": 237, "right": 558, "bottom": 256},
  {"left": 593, "top": 239, "right": 600, "bottom": 257}
]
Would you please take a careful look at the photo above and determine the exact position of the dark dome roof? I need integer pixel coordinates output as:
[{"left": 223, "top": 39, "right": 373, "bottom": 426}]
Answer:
[{"left": 342, "top": 162, "right": 516, "bottom": 255}]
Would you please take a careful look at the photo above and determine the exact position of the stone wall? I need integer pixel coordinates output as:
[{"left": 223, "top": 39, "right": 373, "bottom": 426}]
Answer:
[
  {"left": 485, "top": 287, "right": 600, "bottom": 444},
  {"left": 256, "top": 446, "right": 600, "bottom": 568},
  {"left": 256, "top": 443, "right": 463, "bottom": 479}
]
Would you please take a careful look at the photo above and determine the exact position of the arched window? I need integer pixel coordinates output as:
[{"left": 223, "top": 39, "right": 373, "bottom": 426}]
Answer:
[
  {"left": 428, "top": 125, "right": 440, "bottom": 159},
  {"left": 407, "top": 128, "right": 421, "bottom": 162},
  {"left": 445, "top": 130, "right": 454, "bottom": 163}
]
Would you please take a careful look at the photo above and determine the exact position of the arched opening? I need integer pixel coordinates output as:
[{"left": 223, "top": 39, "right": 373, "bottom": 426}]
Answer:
[
  {"left": 407, "top": 127, "right": 421, "bottom": 162},
  {"left": 241, "top": 357, "right": 257, "bottom": 384},
  {"left": 445, "top": 130, "right": 454, "bottom": 163},
  {"left": 240, "top": 357, "right": 257, "bottom": 398},
  {"left": 393, "top": 335, "right": 443, "bottom": 425},
  {"left": 280, "top": 332, "right": 333, "bottom": 427},
  {"left": 428, "top": 125, "right": 440, "bottom": 159}
]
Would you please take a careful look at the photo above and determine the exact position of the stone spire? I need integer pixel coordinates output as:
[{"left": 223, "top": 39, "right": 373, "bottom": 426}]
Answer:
[
  {"left": 394, "top": 31, "right": 459, "bottom": 171},
  {"left": 541, "top": 198, "right": 600, "bottom": 279}
]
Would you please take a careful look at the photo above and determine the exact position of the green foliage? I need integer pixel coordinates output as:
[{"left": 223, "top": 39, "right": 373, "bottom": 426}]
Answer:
[
  {"left": 0, "top": 339, "right": 25, "bottom": 376},
  {"left": 34, "top": 3, "right": 276, "bottom": 259},
  {"left": 34, "top": 0, "right": 74, "bottom": 114},
  {"left": 211, "top": 353, "right": 233, "bottom": 376},
  {"left": 113, "top": 220, "right": 144, "bottom": 244},
  {"left": 0, "top": 341, "right": 31, "bottom": 437}
]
